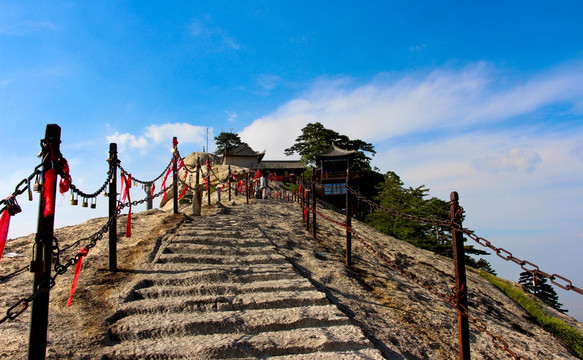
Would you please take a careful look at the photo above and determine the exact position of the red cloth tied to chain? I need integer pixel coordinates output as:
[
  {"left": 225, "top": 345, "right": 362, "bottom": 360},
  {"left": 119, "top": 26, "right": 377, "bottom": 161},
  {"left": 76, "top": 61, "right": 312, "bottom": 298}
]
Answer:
[
  {"left": 253, "top": 169, "right": 261, "bottom": 179},
  {"left": 43, "top": 169, "right": 56, "bottom": 217},
  {"left": 120, "top": 173, "right": 132, "bottom": 237},
  {"left": 66, "top": 247, "right": 88, "bottom": 306},
  {"left": 58, "top": 158, "right": 71, "bottom": 195},
  {"left": 150, "top": 183, "right": 156, "bottom": 197},
  {"left": 0, "top": 209, "right": 10, "bottom": 260},
  {"left": 161, "top": 167, "right": 172, "bottom": 203},
  {"left": 177, "top": 171, "right": 189, "bottom": 201}
]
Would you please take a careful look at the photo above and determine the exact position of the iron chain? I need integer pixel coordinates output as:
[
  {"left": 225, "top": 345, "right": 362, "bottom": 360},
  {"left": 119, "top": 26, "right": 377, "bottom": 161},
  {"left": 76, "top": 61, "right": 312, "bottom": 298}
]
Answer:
[
  {"left": 69, "top": 170, "right": 114, "bottom": 199},
  {"left": 0, "top": 186, "right": 167, "bottom": 325},
  {"left": 117, "top": 157, "right": 173, "bottom": 185},
  {"left": 460, "top": 228, "right": 583, "bottom": 296},
  {"left": 296, "top": 195, "right": 526, "bottom": 359}
]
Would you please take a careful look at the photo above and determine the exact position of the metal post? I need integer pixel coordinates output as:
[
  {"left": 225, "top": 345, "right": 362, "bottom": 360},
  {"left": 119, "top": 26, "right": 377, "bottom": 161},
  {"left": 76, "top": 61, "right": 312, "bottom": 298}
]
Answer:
[
  {"left": 228, "top": 166, "right": 232, "bottom": 201},
  {"left": 108, "top": 143, "right": 118, "bottom": 272},
  {"left": 196, "top": 157, "right": 200, "bottom": 186},
  {"left": 207, "top": 168, "right": 211, "bottom": 206},
  {"left": 345, "top": 166, "right": 352, "bottom": 267},
  {"left": 312, "top": 181, "right": 317, "bottom": 239},
  {"left": 28, "top": 124, "right": 61, "bottom": 360},
  {"left": 451, "top": 191, "right": 470, "bottom": 360},
  {"left": 246, "top": 173, "right": 249, "bottom": 204},
  {"left": 144, "top": 183, "right": 152, "bottom": 210},
  {"left": 172, "top": 137, "right": 178, "bottom": 215},
  {"left": 306, "top": 188, "right": 310, "bottom": 231}
]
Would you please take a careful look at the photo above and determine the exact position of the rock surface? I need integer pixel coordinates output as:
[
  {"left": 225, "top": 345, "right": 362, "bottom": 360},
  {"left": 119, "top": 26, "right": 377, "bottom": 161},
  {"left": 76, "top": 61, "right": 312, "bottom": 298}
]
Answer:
[{"left": 0, "top": 197, "right": 581, "bottom": 359}]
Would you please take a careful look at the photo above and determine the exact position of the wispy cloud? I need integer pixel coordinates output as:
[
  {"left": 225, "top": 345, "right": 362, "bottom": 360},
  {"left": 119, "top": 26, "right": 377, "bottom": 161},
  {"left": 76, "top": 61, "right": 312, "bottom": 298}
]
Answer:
[
  {"left": 252, "top": 74, "right": 281, "bottom": 96},
  {"left": 106, "top": 123, "right": 208, "bottom": 154},
  {"left": 241, "top": 63, "right": 583, "bottom": 153},
  {"left": 472, "top": 147, "right": 542, "bottom": 174},
  {"left": 189, "top": 17, "right": 242, "bottom": 51},
  {"left": 225, "top": 111, "right": 238, "bottom": 122},
  {"left": 0, "top": 20, "right": 57, "bottom": 36}
]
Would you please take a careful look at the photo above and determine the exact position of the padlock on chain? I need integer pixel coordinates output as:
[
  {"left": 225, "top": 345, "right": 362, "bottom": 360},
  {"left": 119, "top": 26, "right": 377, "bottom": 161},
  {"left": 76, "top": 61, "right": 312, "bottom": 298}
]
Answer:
[
  {"left": 82, "top": 197, "right": 88, "bottom": 208},
  {"left": 33, "top": 173, "right": 42, "bottom": 193},
  {"left": 26, "top": 177, "right": 33, "bottom": 201},
  {"left": 90, "top": 198, "right": 96, "bottom": 209},
  {"left": 6, "top": 196, "right": 22, "bottom": 216},
  {"left": 29, "top": 242, "right": 44, "bottom": 274},
  {"left": 70, "top": 192, "right": 78, "bottom": 206}
]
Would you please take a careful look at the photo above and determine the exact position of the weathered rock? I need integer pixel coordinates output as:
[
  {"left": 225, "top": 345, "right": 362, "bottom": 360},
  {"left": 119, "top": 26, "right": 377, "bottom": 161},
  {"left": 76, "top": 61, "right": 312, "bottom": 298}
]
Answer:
[
  {"left": 159, "top": 152, "right": 249, "bottom": 209},
  {"left": 0, "top": 200, "right": 581, "bottom": 359}
]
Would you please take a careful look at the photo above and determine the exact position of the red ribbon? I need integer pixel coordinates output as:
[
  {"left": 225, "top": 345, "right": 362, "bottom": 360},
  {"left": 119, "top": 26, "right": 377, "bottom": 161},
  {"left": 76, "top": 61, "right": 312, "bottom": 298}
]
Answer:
[
  {"left": 0, "top": 209, "right": 10, "bottom": 260},
  {"left": 150, "top": 183, "right": 155, "bottom": 197},
  {"left": 253, "top": 169, "right": 261, "bottom": 179},
  {"left": 66, "top": 247, "right": 88, "bottom": 306},
  {"left": 177, "top": 171, "right": 189, "bottom": 201},
  {"left": 120, "top": 173, "right": 132, "bottom": 237},
  {"left": 43, "top": 169, "right": 56, "bottom": 217},
  {"left": 59, "top": 159, "right": 71, "bottom": 195},
  {"left": 161, "top": 167, "right": 172, "bottom": 203}
]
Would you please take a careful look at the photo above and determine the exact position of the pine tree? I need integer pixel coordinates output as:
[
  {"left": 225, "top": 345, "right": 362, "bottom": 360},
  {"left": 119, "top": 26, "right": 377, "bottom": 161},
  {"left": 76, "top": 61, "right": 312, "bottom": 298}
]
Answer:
[
  {"left": 475, "top": 258, "right": 497, "bottom": 275},
  {"left": 214, "top": 132, "right": 248, "bottom": 155},
  {"left": 518, "top": 271, "right": 567, "bottom": 313}
]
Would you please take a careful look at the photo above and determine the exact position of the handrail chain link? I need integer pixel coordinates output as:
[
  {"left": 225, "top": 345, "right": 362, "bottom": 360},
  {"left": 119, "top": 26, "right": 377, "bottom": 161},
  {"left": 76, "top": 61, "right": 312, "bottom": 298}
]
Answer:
[
  {"left": 306, "top": 197, "right": 525, "bottom": 359},
  {"left": 0, "top": 186, "right": 167, "bottom": 325}
]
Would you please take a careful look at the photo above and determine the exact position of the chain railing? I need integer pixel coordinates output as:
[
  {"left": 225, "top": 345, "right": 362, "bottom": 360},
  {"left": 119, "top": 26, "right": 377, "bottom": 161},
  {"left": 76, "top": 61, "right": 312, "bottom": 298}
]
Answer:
[
  {"left": 0, "top": 124, "right": 186, "bottom": 360},
  {"left": 0, "top": 186, "right": 166, "bottom": 325},
  {"left": 459, "top": 227, "right": 583, "bottom": 296},
  {"left": 346, "top": 184, "right": 582, "bottom": 297},
  {"left": 118, "top": 157, "right": 173, "bottom": 186},
  {"left": 295, "top": 195, "right": 525, "bottom": 359}
]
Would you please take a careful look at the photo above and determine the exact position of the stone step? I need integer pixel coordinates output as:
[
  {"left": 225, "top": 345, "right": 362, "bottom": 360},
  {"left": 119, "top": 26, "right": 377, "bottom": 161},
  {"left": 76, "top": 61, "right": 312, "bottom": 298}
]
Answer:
[
  {"left": 177, "top": 226, "right": 262, "bottom": 236},
  {"left": 132, "top": 278, "right": 315, "bottom": 299},
  {"left": 162, "top": 243, "right": 276, "bottom": 255},
  {"left": 110, "top": 305, "right": 351, "bottom": 341},
  {"left": 109, "top": 290, "right": 329, "bottom": 320},
  {"left": 171, "top": 235, "right": 270, "bottom": 247},
  {"left": 155, "top": 253, "right": 288, "bottom": 265},
  {"left": 125, "top": 266, "right": 299, "bottom": 289},
  {"left": 102, "top": 325, "right": 380, "bottom": 359}
]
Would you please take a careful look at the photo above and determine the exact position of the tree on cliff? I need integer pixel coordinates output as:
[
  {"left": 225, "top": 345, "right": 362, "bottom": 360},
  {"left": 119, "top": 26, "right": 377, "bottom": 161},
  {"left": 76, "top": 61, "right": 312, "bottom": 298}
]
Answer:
[
  {"left": 214, "top": 132, "right": 248, "bottom": 155},
  {"left": 518, "top": 271, "right": 567, "bottom": 313},
  {"left": 284, "top": 122, "right": 376, "bottom": 173},
  {"left": 365, "top": 171, "right": 494, "bottom": 271}
]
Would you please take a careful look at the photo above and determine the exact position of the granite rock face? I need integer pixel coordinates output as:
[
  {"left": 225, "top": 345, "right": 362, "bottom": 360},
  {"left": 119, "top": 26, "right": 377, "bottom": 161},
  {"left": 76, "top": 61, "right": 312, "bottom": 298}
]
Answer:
[{"left": 0, "top": 199, "right": 581, "bottom": 359}]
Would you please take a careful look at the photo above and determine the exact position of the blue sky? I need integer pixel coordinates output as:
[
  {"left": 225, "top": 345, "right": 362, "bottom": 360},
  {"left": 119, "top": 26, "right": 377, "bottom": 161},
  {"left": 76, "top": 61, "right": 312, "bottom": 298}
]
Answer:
[{"left": 1, "top": 1, "right": 583, "bottom": 321}]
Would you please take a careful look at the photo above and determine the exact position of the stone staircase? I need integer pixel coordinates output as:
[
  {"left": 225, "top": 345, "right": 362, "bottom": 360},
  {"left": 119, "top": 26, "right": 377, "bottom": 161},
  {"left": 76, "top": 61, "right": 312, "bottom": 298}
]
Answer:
[{"left": 101, "top": 206, "right": 383, "bottom": 359}]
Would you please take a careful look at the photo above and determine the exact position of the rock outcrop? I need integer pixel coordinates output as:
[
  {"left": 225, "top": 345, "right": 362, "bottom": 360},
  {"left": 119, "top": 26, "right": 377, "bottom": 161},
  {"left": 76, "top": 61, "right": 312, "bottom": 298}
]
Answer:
[{"left": 0, "top": 199, "right": 581, "bottom": 359}]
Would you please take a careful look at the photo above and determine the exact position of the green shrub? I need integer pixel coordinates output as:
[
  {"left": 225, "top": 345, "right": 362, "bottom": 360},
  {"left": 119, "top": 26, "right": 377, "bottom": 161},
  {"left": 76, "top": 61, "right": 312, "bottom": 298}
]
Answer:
[{"left": 480, "top": 271, "right": 583, "bottom": 358}]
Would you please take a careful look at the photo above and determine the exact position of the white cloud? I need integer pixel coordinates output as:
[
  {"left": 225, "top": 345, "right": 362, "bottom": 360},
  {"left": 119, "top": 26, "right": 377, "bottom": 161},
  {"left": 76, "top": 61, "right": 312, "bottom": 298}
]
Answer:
[
  {"left": 240, "top": 63, "right": 583, "bottom": 151},
  {"left": 106, "top": 123, "right": 208, "bottom": 154},
  {"left": 471, "top": 147, "right": 542, "bottom": 173},
  {"left": 106, "top": 132, "right": 148, "bottom": 153},
  {"left": 254, "top": 74, "right": 281, "bottom": 95},
  {"left": 188, "top": 17, "right": 242, "bottom": 51},
  {"left": 145, "top": 123, "right": 207, "bottom": 144},
  {"left": 225, "top": 111, "right": 238, "bottom": 122}
]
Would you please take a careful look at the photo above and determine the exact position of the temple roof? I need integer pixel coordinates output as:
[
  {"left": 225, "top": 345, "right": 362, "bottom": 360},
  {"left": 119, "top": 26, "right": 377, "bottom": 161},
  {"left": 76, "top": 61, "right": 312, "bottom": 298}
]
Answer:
[
  {"left": 227, "top": 144, "right": 265, "bottom": 156},
  {"left": 315, "top": 144, "right": 355, "bottom": 160},
  {"left": 253, "top": 160, "right": 305, "bottom": 170}
]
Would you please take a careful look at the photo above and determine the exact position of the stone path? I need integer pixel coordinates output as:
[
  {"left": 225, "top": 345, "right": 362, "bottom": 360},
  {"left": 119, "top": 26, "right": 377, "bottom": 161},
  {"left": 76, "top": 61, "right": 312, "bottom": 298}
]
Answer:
[{"left": 101, "top": 206, "right": 383, "bottom": 359}]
